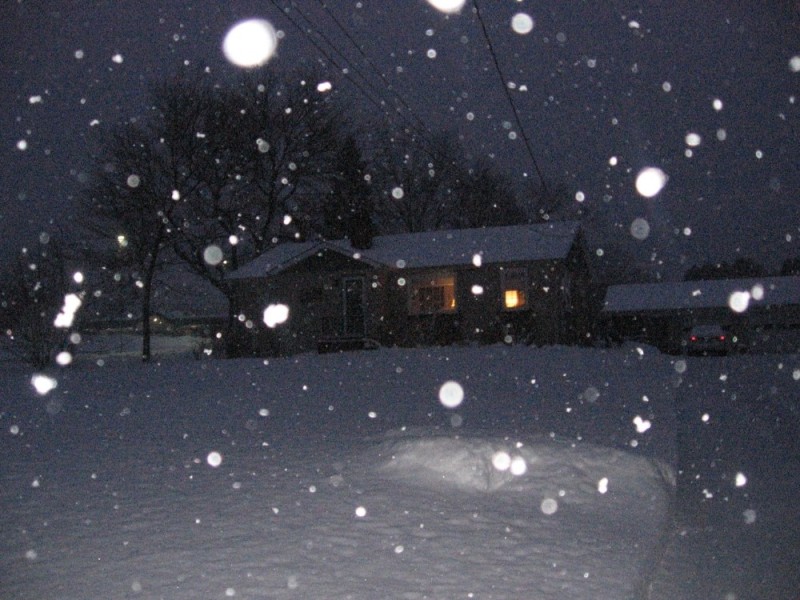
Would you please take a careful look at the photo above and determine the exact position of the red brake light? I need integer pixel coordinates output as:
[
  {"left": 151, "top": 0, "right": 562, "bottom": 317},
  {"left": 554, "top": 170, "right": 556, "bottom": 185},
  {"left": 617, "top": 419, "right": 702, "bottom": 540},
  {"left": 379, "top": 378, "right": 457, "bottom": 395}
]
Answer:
[{"left": 719, "top": 335, "right": 726, "bottom": 341}]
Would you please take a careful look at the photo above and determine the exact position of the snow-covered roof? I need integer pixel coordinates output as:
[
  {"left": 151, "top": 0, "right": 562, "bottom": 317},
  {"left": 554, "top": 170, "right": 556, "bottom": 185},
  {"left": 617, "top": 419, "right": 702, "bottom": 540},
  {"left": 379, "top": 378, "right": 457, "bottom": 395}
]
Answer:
[
  {"left": 227, "top": 221, "right": 581, "bottom": 280},
  {"left": 603, "top": 276, "right": 800, "bottom": 313},
  {"left": 226, "top": 240, "right": 321, "bottom": 280}
]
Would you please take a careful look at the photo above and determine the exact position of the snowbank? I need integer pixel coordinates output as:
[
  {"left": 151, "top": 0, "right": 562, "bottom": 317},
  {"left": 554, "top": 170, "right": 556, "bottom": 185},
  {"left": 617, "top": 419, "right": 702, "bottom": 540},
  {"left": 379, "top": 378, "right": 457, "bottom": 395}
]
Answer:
[{"left": 1, "top": 345, "right": 675, "bottom": 599}]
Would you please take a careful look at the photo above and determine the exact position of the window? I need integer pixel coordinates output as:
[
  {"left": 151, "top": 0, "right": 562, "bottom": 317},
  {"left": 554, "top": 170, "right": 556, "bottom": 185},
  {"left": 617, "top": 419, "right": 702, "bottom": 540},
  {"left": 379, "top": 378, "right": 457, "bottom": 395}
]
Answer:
[
  {"left": 409, "top": 272, "right": 456, "bottom": 315},
  {"left": 501, "top": 267, "right": 528, "bottom": 310}
]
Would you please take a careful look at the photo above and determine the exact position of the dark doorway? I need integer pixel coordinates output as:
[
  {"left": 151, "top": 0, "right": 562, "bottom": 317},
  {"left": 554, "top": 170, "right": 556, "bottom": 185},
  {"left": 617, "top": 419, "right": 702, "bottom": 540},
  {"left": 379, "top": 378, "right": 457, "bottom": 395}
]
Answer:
[{"left": 342, "top": 277, "right": 365, "bottom": 336}]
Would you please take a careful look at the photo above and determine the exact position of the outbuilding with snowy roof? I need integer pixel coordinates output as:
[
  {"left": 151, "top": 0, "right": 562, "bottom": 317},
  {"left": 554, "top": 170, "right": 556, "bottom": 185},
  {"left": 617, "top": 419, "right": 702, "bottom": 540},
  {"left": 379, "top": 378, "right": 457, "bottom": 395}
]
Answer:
[
  {"left": 602, "top": 276, "right": 800, "bottom": 353},
  {"left": 225, "top": 222, "right": 592, "bottom": 356}
]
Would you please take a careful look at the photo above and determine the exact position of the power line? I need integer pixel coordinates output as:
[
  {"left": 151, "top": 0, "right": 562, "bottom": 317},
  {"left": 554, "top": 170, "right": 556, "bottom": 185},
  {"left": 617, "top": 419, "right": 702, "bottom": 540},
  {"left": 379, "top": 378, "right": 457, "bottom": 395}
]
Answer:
[
  {"left": 273, "top": 1, "right": 457, "bottom": 168},
  {"left": 266, "top": 0, "right": 390, "bottom": 118},
  {"left": 472, "top": 0, "right": 549, "bottom": 194},
  {"left": 274, "top": 0, "right": 434, "bottom": 146},
  {"left": 313, "top": 0, "right": 434, "bottom": 138}
]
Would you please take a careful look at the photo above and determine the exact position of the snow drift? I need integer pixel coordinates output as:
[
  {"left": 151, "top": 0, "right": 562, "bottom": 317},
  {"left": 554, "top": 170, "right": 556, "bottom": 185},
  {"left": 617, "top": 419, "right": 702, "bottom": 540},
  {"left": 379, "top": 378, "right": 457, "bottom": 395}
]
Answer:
[{"left": 1, "top": 344, "right": 675, "bottom": 599}]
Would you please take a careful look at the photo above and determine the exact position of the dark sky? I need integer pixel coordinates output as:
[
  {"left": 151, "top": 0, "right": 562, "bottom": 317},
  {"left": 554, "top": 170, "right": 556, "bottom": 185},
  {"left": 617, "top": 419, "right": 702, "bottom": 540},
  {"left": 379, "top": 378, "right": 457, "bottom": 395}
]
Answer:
[{"left": 2, "top": 1, "right": 798, "bottom": 279}]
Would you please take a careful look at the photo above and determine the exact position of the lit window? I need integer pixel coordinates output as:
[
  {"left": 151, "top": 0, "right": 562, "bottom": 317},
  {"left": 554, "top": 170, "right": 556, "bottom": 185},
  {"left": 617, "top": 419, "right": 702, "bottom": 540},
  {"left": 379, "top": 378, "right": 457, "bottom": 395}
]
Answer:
[
  {"left": 502, "top": 268, "right": 528, "bottom": 310},
  {"left": 409, "top": 272, "right": 456, "bottom": 314},
  {"left": 504, "top": 289, "right": 523, "bottom": 309}
]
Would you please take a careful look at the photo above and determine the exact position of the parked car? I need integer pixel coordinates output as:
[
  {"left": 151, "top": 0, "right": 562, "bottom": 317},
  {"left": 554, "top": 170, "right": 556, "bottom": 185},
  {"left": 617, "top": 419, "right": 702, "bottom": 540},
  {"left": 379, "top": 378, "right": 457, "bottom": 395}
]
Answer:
[{"left": 685, "top": 324, "right": 736, "bottom": 355}]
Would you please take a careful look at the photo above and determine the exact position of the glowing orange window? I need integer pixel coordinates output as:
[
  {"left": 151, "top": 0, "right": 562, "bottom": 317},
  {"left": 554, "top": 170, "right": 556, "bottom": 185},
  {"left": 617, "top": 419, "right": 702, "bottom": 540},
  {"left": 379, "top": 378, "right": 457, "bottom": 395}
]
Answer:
[{"left": 502, "top": 268, "right": 528, "bottom": 310}]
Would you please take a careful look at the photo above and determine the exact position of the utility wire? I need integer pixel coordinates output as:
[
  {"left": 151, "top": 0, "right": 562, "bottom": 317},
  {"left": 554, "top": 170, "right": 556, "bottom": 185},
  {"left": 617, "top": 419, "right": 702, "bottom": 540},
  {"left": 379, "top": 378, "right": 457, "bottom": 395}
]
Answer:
[
  {"left": 275, "top": 0, "right": 457, "bottom": 170},
  {"left": 267, "top": 0, "right": 391, "bottom": 119},
  {"left": 472, "top": 0, "right": 549, "bottom": 194},
  {"left": 313, "top": 0, "right": 435, "bottom": 138},
  {"left": 277, "top": 0, "right": 434, "bottom": 148}
]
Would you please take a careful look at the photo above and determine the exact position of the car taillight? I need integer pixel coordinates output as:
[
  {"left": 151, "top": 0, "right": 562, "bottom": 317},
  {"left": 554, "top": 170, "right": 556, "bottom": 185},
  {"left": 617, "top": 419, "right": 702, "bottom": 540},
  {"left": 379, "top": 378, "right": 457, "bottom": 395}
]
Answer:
[
  {"left": 719, "top": 335, "right": 726, "bottom": 341},
  {"left": 690, "top": 336, "right": 698, "bottom": 342}
]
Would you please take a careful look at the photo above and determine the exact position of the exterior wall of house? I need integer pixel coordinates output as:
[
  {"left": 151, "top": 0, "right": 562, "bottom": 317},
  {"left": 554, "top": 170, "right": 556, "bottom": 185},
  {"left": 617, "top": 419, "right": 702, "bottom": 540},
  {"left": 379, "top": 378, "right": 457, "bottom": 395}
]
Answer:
[
  {"left": 227, "top": 239, "right": 591, "bottom": 356},
  {"left": 227, "top": 251, "right": 383, "bottom": 357},
  {"left": 377, "top": 259, "right": 577, "bottom": 348}
]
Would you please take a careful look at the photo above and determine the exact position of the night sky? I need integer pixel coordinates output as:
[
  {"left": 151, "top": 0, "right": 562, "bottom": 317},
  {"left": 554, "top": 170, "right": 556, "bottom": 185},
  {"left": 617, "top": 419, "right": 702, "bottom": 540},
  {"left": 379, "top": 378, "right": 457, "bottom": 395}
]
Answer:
[{"left": 2, "top": 1, "right": 798, "bottom": 279}]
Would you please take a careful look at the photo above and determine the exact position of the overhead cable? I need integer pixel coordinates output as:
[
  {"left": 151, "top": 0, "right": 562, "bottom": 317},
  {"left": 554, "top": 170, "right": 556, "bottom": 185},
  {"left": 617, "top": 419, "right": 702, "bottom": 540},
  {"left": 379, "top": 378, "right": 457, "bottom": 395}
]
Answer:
[{"left": 472, "top": 0, "right": 549, "bottom": 193}]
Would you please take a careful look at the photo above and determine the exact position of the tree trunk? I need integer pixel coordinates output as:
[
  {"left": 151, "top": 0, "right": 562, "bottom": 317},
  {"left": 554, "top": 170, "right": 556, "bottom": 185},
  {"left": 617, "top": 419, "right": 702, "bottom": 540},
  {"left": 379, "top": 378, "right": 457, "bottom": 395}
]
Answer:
[{"left": 140, "top": 257, "right": 157, "bottom": 362}]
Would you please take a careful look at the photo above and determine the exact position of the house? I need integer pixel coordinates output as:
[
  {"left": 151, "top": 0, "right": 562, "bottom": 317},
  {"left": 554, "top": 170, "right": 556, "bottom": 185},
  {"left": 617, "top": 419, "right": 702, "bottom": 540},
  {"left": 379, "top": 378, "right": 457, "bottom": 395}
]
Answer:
[
  {"left": 225, "top": 221, "right": 592, "bottom": 356},
  {"left": 602, "top": 276, "right": 800, "bottom": 353}
]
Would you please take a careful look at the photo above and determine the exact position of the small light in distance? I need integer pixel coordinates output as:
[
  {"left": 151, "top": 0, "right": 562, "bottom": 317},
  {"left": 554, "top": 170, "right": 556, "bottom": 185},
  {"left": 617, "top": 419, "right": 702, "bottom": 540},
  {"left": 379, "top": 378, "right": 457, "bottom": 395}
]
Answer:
[
  {"left": 635, "top": 167, "right": 668, "bottom": 198},
  {"left": 222, "top": 19, "right": 278, "bottom": 68},
  {"left": 316, "top": 81, "right": 332, "bottom": 93}
]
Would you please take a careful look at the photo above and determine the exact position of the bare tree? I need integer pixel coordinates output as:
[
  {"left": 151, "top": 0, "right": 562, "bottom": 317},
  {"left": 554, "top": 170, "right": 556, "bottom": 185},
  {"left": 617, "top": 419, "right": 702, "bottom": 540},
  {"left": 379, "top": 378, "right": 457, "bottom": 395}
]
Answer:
[
  {"left": 160, "top": 70, "right": 348, "bottom": 340},
  {"left": 372, "top": 132, "right": 464, "bottom": 233},
  {"left": 1, "top": 239, "right": 70, "bottom": 368},
  {"left": 232, "top": 70, "right": 348, "bottom": 249},
  {"left": 454, "top": 160, "right": 527, "bottom": 228},
  {"left": 520, "top": 181, "right": 587, "bottom": 224},
  {"left": 81, "top": 110, "right": 198, "bottom": 360},
  {"left": 81, "top": 68, "right": 350, "bottom": 357},
  {"left": 321, "top": 135, "right": 375, "bottom": 247}
]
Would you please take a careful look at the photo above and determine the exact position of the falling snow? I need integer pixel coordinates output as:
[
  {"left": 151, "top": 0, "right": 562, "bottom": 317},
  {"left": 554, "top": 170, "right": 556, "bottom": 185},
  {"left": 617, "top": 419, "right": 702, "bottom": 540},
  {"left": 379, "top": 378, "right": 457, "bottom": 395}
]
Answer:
[
  {"left": 0, "top": 345, "right": 796, "bottom": 598},
  {"left": 438, "top": 380, "right": 464, "bottom": 408},
  {"left": 425, "top": 0, "right": 466, "bottom": 14},
  {"left": 630, "top": 217, "right": 651, "bottom": 240},
  {"left": 263, "top": 303, "right": 290, "bottom": 328},
  {"left": 511, "top": 13, "right": 535, "bottom": 35},
  {"left": 222, "top": 19, "right": 278, "bottom": 67},
  {"left": 30, "top": 374, "right": 58, "bottom": 395},
  {"left": 203, "top": 245, "right": 224, "bottom": 266},
  {"left": 728, "top": 290, "right": 751, "bottom": 313},
  {"left": 635, "top": 167, "right": 668, "bottom": 198}
]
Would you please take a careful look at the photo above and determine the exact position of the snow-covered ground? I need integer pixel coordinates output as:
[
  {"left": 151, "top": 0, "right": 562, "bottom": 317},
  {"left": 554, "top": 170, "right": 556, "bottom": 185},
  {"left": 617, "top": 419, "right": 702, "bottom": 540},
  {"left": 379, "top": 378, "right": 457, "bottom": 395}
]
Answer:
[
  {"left": 650, "top": 353, "right": 800, "bottom": 600},
  {"left": 1, "top": 344, "right": 797, "bottom": 599}
]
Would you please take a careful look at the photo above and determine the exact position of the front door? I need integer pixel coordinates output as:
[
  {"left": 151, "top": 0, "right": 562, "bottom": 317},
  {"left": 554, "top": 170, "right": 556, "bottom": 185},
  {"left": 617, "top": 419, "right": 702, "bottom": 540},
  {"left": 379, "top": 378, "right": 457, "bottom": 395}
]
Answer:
[{"left": 342, "top": 277, "right": 365, "bottom": 336}]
